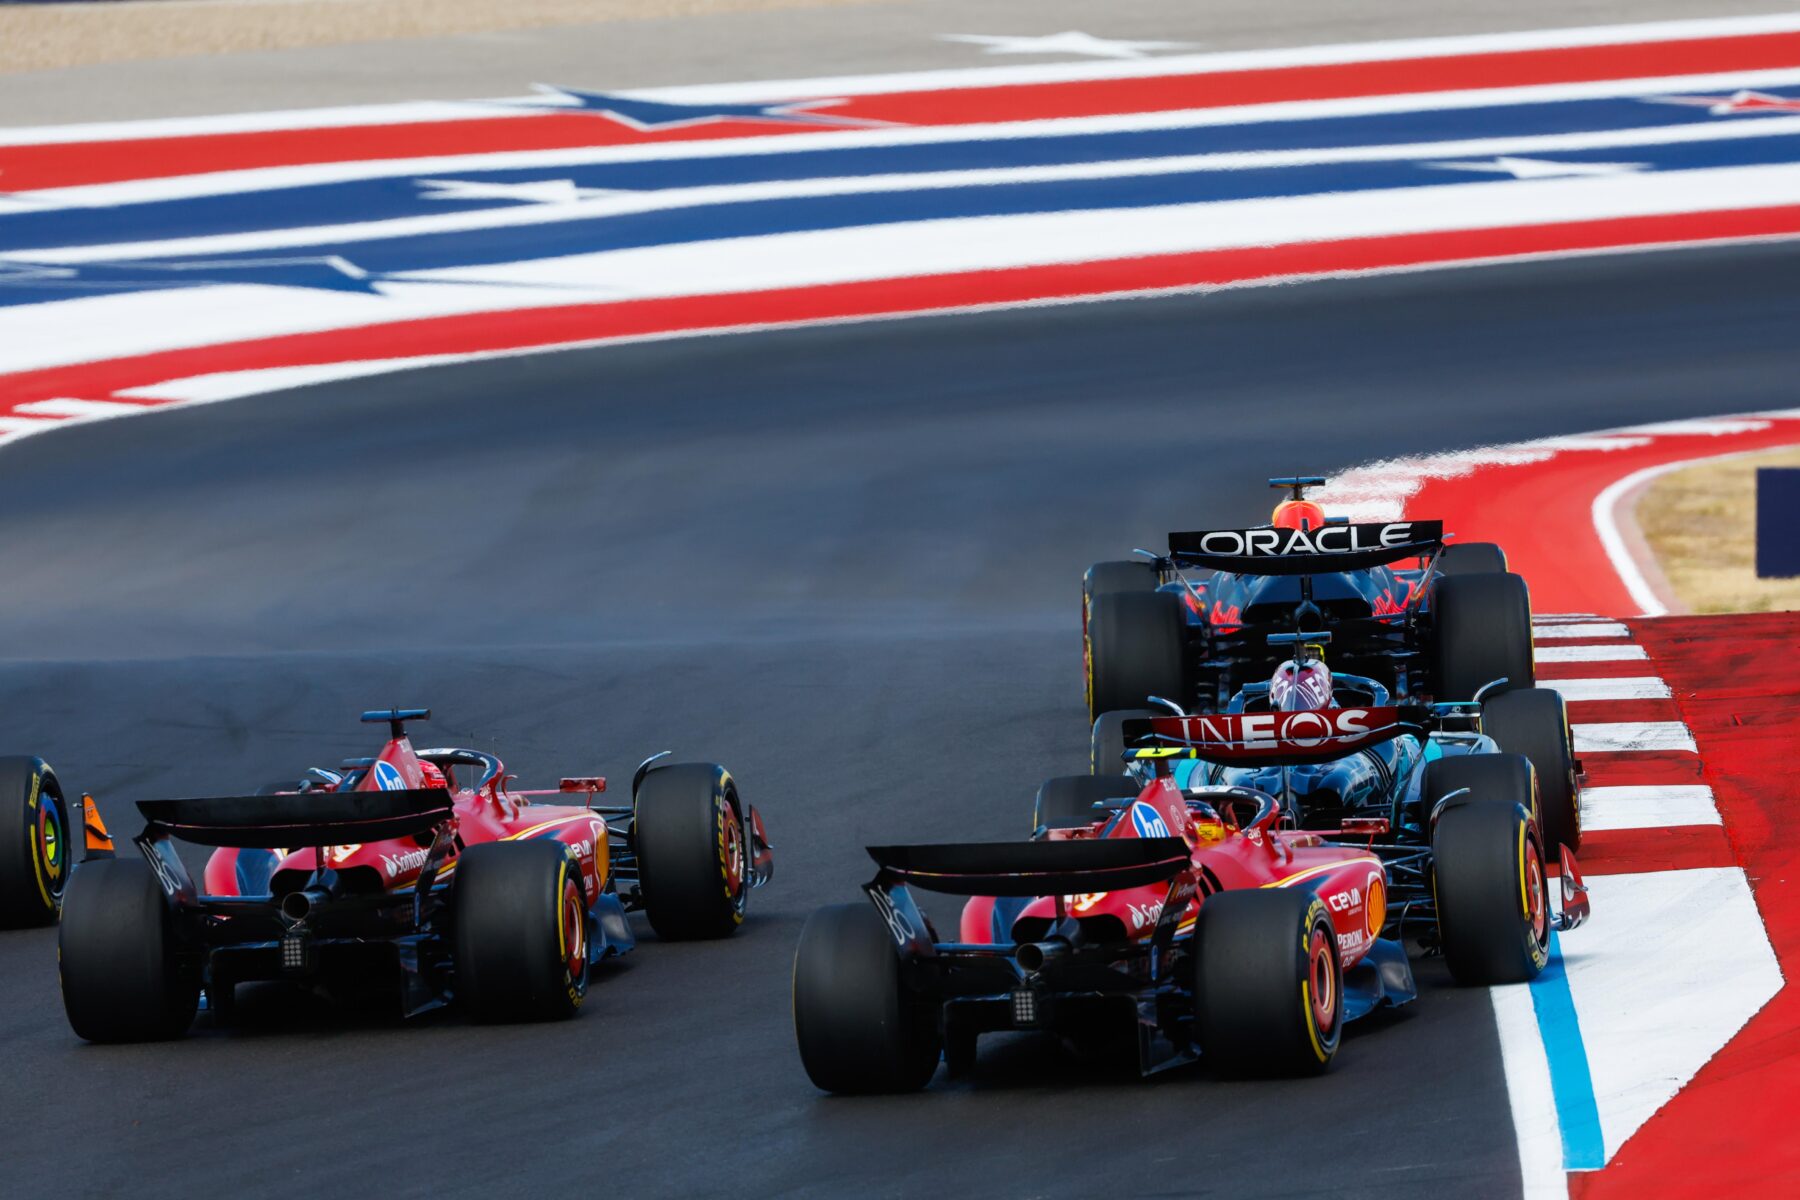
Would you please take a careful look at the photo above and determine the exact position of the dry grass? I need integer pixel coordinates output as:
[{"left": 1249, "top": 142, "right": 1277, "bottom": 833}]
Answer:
[
  {"left": 0, "top": 0, "right": 879, "bottom": 73},
  {"left": 1635, "top": 445, "right": 1800, "bottom": 614}
]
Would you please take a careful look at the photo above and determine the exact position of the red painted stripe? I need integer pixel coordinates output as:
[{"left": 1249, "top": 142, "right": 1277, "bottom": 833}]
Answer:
[
  {"left": 1579, "top": 754, "right": 1706, "bottom": 788},
  {"left": 1576, "top": 613, "right": 1800, "bottom": 1197},
  {"left": 1576, "top": 824, "right": 1735, "bottom": 875},
  {"left": 6, "top": 30, "right": 1800, "bottom": 191},
  {"left": 1565, "top": 698, "right": 1682, "bottom": 723},
  {"left": 7, "top": 202, "right": 1800, "bottom": 412}
]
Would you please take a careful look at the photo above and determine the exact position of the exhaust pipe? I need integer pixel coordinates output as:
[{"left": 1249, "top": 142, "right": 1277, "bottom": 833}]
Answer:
[
  {"left": 279, "top": 888, "right": 331, "bottom": 923},
  {"left": 1015, "top": 939, "right": 1069, "bottom": 973}
]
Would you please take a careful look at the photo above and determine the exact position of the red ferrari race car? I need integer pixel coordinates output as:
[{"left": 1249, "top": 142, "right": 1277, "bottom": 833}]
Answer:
[
  {"left": 792, "top": 709, "right": 1584, "bottom": 1093},
  {"left": 58, "top": 709, "right": 772, "bottom": 1042}
]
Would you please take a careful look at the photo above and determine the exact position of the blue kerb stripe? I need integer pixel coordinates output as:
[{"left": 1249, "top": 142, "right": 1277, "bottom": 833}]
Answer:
[{"left": 1530, "top": 929, "right": 1605, "bottom": 1170}]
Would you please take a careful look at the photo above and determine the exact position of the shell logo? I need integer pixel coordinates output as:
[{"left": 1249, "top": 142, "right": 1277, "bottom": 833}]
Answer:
[{"left": 1364, "top": 872, "right": 1388, "bottom": 939}]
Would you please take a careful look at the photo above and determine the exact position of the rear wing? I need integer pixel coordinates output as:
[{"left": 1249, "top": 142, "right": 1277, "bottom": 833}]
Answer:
[
  {"left": 136, "top": 788, "right": 453, "bottom": 848},
  {"left": 867, "top": 838, "right": 1190, "bottom": 896},
  {"left": 1167, "top": 520, "right": 1443, "bottom": 575},
  {"left": 1122, "top": 708, "right": 1427, "bottom": 768}
]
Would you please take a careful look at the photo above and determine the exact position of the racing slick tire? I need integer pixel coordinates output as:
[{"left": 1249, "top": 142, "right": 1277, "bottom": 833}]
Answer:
[
  {"left": 1430, "top": 571, "right": 1534, "bottom": 701},
  {"left": 60, "top": 858, "right": 199, "bottom": 1042},
  {"left": 633, "top": 762, "right": 749, "bottom": 940},
  {"left": 793, "top": 902, "right": 941, "bottom": 1093},
  {"left": 0, "top": 756, "right": 71, "bottom": 927},
  {"left": 1427, "top": 755, "right": 1552, "bottom": 985},
  {"left": 454, "top": 839, "right": 589, "bottom": 1022},
  {"left": 1084, "top": 561, "right": 1161, "bottom": 714},
  {"left": 1482, "top": 687, "right": 1581, "bottom": 853},
  {"left": 1087, "top": 590, "right": 1187, "bottom": 723},
  {"left": 1194, "top": 889, "right": 1342, "bottom": 1076},
  {"left": 1437, "top": 542, "right": 1508, "bottom": 576},
  {"left": 1090, "top": 708, "right": 1157, "bottom": 776},
  {"left": 1033, "top": 774, "right": 1139, "bottom": 833}
]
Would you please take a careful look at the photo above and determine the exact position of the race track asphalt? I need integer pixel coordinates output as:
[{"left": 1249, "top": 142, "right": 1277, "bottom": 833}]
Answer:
[{"left": 1, "top": 240, "right": 1796, "bottom": 1198}]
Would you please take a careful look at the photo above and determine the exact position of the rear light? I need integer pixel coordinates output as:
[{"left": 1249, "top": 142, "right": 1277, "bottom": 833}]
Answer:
[
  {"left": 1010, "top": 990, "right": 1040, "bottom": 1028},
  {"left": 281, "top": 933, "right": 311, "bottom": 972}
]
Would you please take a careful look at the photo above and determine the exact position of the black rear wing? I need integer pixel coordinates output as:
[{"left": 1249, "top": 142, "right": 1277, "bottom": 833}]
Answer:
[
  {"left": 137, "top": 788, "right": 453, "bottom": 848},
  {"left": 1168, "top": 520, "right": 1443, "bottom": 575},
  {"left": 867, "top": 838, "right": 1190, "bottom": 896}
]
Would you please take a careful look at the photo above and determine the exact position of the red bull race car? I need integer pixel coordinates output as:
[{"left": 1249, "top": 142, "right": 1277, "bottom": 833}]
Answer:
[
  {"left": 57, "top": 709, "right": 773, "bottom": 1043},
  {"left": 1083, "top": 476, "right": 1536, "bottom": 721},
  {"left": 791, "top": 702, "right": 1585, "bottom": 1093}
]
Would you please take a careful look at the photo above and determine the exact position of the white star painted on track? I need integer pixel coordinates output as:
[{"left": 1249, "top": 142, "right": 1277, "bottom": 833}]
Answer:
[
  {"left": 415, "top": 178, "right": 621, "bottom": 205},
  {"left": 1424, "top": 156, "right": 1651, "bottom": 180},
  {"left": 939, "top": 31, "right": 1197, "bottom": 60}
]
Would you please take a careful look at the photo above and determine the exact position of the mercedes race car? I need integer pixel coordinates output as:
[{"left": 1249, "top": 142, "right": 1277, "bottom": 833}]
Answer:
[
  {"left": 792, "top": 706, "right": 1586, "bottom": 1093},
  {"left": 58, "top": 709, "right": 772, "bottom": 1043},
  {"left": 1083, "top": 476, "right": 1535, "bottom": 722},
  {"left": 1091, "top": 633, "right": 1583, "bottom": 853}
]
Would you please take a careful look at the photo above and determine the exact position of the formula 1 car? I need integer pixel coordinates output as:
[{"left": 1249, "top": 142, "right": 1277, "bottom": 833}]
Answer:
[
  {"left": 1091, "top": 632, "right": 1582, "bottom": 852},
  {"left": 58, "top": 709, "right": 772, "bottom": 1042},
  {"left": 792, "top": 706, "right": 1585, "bottom": 1093},
  {"left": 0, "top": 756, "right": 114, "bottom": 928},
  {"left": 1083, "top": 476, "right": 1535, "bottom": 721}
]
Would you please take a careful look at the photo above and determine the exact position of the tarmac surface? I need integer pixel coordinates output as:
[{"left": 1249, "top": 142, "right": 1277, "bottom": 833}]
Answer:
[{"left": 0, "top": 238, "right": 1796, "bottom": 1196}]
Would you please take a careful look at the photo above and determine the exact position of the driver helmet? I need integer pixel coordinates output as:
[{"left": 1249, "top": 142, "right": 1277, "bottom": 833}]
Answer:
[
  {"left": 1269, "top": 649, "right": 1333, "bottom": 711},
  {"left": 418, "top": 760, "right": 447, "bottom": 790},
  {"left": 1271, "top": 498, "right": 1327, "bottom": 532}
]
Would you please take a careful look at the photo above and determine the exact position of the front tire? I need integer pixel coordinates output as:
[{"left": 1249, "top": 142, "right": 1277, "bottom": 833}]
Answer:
[
  {"left": 1090, "top": 708, "right": 1156, "bottom": 776},
  {"left": 1033, "top": 774, "right": 1139, "bottom": 833},
  {"left": 794, "top": 903, "right": 941, "bottom": 1094},
  {"left": 454, "top": 839, "right": 589, "bottom": 1022},
  {"left": 634, "top": 762, "right": 749, "bottom": 940},
  {"left": 1431, "top": 572, "right": 1534, "bottom": 701},
  {"left": 0, "top": 756, "right": 70, "bottom": 928},
  {"left": 1088, "top": 590, "right": 1187, "bottom": 722},
  {"left": 60, "top": 859, "right": 199, "bottom": 1042},
  {"left": 1429, "top": 758, "right": 1551, "bottom": 986},
  {"left": 1194, "top": 889, "right": 1342, "bottom": 1076},
  {"left": 1483, "top": 687, "right": 1580, "bottom": 852}
]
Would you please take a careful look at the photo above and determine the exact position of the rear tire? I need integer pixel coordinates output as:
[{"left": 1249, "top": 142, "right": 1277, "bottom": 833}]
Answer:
[
  {"left": 1431, "top": 572, "right": 1534, "bottom": 701},
  {"left": 1482, "top": 688, "right": 1580, "bottom": 853},
  {"left": 60, "top": 859, "right": 199, "bottom": 1042},
  {"left": 0, "top": 756, "right": 70, "bottom": 928},
  {"left": 1084, "top": 562, "right": 1164, "bottom": 716},
  {"left": 794, "top": 903, "right": 941, "bottom": 1094},
  {"left": 1088, "top": 590, "right": 1187, "bottom": 722},
  {"left": 1090, "top": 709, "right": 1156, "bottom": 776},
  {"left": 1437, "top": 543, "right": 1508, "bottom": 576},
  {"left": 1033, "top": 774, "right": 1139, "bottom": 833},
  {"left": 1195, "top": 889, "right": 1341, "bottom": 1076},
  {"left": 633, "top": 762, "right": 749, "bottom": 940},
  {"left": 453, "top": 839, "right": 589, "bottom": 1022},
  {"left": 1427, "top": 757, "right": 1551, "bottom": 985}
]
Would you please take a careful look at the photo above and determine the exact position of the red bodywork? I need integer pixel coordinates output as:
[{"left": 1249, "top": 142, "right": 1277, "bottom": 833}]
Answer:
[
  {"left": 960, "top": 775, "right": 1389, "bottom": 967},
  {"left": 201, "top": 731, "right": 611, "bottom": 906}
]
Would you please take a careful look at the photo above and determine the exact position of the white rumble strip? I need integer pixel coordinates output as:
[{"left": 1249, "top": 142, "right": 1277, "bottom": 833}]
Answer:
[
  {"left": 1571, "top": 721, "right": 1698, "bottom": 753},
  {"left": 1536, "top": 643, "right": 1649, "bottom": 663},
  {"left": 1547, "top": 677, "right": 1672, "bottom": 701},
  {"left": 1579, "top": 785, "right": 1720, "bottom": 831},
  {"left": 1531, "top": 622, "right": 1630, "bottom": 639}
]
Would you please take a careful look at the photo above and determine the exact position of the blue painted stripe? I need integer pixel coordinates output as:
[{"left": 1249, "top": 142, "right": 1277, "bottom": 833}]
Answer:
[
  {"left": 2, "top": 87, "right": 1795, "bottom": 251},
  {"left": 1529, "top": 929, "right": 1605, "bottom": 1170}
]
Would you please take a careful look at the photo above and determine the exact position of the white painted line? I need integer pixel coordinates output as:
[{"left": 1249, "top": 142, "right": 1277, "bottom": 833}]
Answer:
[
  {"left": 1565, "top": 868, "right": 1781, "bottom": 1162},
  {"left": 1533, "top": 622, "right": 1631, "bottom": 639},
  {"left": 1534, "top": 613, "right": 1604, "bottom": 623},
  {"left": 12, "top": 398, "right": 149, "bottom": 418},
  {"left": 1572, "top": 722, "right": 1697, "bottom": 753},
  {"left": 1547, "top": 676, "right": 1671, "bottom": 701},
  {"left": 1581, "top": 785, "right": 1719, "bottom": 831},
  {"left": 1492, "top": 983, "right": 1570, "bottom": 1199},
  {"left": 1537, "top": 644, "right": 1649, "bottom": 662}
]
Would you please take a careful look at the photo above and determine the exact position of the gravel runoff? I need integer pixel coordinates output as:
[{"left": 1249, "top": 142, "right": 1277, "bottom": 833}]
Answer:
[{"left": 0, "top": 0, "right": 879, "bottom": 73}]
